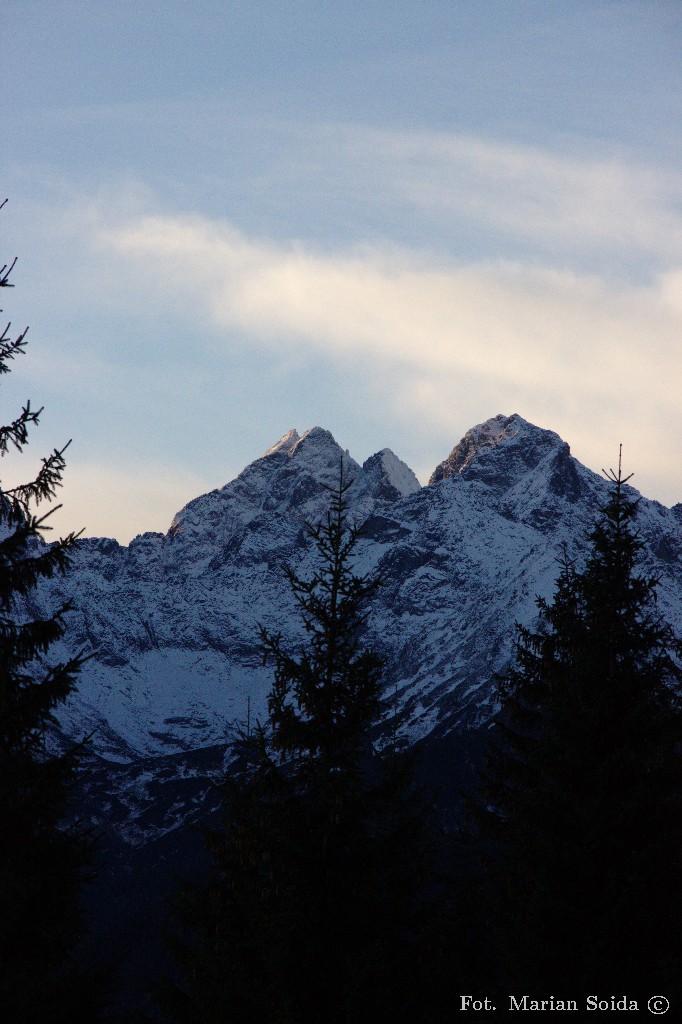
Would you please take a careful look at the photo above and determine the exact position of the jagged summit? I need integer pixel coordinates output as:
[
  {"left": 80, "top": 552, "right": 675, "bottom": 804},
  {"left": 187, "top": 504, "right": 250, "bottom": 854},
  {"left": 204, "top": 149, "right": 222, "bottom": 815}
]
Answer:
[
  {"left": 289, "top": 426, "right": 344, "bottom": 461},
  {"left": 429, "top": 413, "right": 522, "bottom": 482},
  {"left": 430, "top": 413, "right": 568, "bottom": 490},
  {"left": 257, "top": 427, "right": 419, "bottom": 501},
  {"left": 362, "top": 449, "right": 421, "bottom": 499},
  {"left": 260, "top": 426, "right": 349, "bottom": 467},
  {"left": 172, "top": 416, "right": 575, "bottom": 546},
  {"left": 262, "top": 428, "right": 300, "bottom": 457}
]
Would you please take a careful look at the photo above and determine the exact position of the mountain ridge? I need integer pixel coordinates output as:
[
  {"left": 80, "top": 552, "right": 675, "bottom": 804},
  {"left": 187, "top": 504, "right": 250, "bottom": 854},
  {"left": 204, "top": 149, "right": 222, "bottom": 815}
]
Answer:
[{"left": 38, "top": 412, "right": 679, "bottom": 780}]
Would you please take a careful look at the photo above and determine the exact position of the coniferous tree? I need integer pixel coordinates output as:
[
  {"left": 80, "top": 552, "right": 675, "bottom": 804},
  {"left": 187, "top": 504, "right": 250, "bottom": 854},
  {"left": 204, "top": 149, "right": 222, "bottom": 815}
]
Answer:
[
  {"left": 472, "top": 455, "right": 681, "bottom": 997},
  {"left": 163, "top": 463, "right": 444, "bottom": 1024},
  {"left": 0, "top": 204, "right": 99, "bottom": 1022}
]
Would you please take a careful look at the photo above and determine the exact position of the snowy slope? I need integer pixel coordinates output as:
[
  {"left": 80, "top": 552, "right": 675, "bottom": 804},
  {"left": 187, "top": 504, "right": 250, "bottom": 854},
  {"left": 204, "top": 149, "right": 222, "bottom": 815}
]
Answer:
[{"left": 40, "top": 415, "right": 681, "bottom": 775}]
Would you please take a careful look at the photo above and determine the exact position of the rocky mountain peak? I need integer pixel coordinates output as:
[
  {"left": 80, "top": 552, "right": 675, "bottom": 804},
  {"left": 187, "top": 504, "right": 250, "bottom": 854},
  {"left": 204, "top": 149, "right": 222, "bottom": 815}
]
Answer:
[
  {"left": 258, "top": 426, "right": 351, "bottom": 471},
  {"left": 290, "top": 426, "right": 343, "bottom": 459},
  {"left": 261, "top": 428, "right": 300, "bottom": 458},
  {"left": 429, "top": 414, "right": 520, "bottom": 482},
  {"left": 429, "top": 413, "right": 569, "bottom": 493},
  {"left": 362, "top": 449, "right": 421, "bottom": 500}
]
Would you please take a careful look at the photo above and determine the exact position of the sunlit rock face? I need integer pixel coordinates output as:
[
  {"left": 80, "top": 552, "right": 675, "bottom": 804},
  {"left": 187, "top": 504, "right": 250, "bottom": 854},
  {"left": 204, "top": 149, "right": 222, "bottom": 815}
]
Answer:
[{"left": 37, "top": 414, "right": 682, "bottom": 839}]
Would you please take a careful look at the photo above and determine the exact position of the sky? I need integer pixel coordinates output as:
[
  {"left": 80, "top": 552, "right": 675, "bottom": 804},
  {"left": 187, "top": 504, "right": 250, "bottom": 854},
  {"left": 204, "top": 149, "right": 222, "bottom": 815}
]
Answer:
[{"left": 2, "top": 0, "right": 682, "bottom": 543}]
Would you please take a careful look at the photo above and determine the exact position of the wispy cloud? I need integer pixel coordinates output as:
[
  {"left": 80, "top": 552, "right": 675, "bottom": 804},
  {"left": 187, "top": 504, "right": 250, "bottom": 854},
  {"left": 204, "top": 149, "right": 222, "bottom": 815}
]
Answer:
[
  {"left": 358, "top": 128, "right": 682, "bottom": 257},
  {"left": 103, "top": 211, "right": 680, "bottom": 402},
  {"left": 25, "top": 116, "right": 679, "bottom": 267},
  {"left": 100, "top": 204, "right": 682, "bottom": 503},
  {"left": 113, "top": 117, "right": 681, "bottom": 265}
]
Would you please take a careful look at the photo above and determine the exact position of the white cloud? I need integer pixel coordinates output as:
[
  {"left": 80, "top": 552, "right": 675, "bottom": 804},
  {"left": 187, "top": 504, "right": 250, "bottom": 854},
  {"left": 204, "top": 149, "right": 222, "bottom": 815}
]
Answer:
[
  {"left": 362, "top": 128, "right": 682, "bottom": 256},
  {"left": 139, "top": 119, "right": 681, "bottom": 262},
  {"left": 103, "top": 211, "right": 681, "bottom": 404},
  {"left": 99, "top": 207, "right": 682, "bottom": 504}
]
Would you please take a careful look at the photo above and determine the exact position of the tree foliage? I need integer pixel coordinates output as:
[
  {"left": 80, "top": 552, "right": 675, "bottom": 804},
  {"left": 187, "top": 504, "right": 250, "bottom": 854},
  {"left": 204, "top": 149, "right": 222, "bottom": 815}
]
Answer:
[
  {"left": 261, "top": 461, "right": 384, "bottom": 772},
  {"left": 473, "top": 454, "right": 682, "bottom": 995},
  {"left": 0, "top": 202, "right": 99, "bottom": 1022}
]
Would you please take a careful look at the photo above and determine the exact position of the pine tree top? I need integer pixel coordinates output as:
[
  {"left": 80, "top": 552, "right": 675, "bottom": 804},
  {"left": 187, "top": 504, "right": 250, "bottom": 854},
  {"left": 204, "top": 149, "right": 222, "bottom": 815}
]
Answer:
[{"left": 260, "top": 460, "right": 384, "bottom": 772}]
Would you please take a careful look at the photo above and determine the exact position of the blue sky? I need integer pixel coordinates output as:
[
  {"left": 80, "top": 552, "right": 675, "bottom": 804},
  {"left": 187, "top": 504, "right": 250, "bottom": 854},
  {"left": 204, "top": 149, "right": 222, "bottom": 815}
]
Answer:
[{"left": 3, "top": 1, "right": 681, "bottom": 541}]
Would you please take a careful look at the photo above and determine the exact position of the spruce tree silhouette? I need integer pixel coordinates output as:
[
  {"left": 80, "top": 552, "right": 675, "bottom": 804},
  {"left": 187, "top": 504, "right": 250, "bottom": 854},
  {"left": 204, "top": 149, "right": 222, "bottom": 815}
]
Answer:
[
  {"left": 473, "top": 452, "right": 681, "bottom": 998},
  {"left": 0, "top": 201, "right": 101, "bottom": 1022}
]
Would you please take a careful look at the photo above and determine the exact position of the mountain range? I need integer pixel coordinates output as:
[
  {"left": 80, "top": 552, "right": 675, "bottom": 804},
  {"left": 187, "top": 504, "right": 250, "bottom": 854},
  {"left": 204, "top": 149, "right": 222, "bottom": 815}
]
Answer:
[{"left": 37, "top": 412, "right": 681, "bottom": 844}]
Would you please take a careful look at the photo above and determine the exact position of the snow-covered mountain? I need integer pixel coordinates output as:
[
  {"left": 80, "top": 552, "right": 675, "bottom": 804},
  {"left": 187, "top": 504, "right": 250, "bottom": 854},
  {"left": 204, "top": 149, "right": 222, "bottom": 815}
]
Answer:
[
  {"left": 50, "top": 414, "right": 681, "bottom": 758},
  {"left": 40, "top": 414, "right": 681, "bottom": 843}
]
